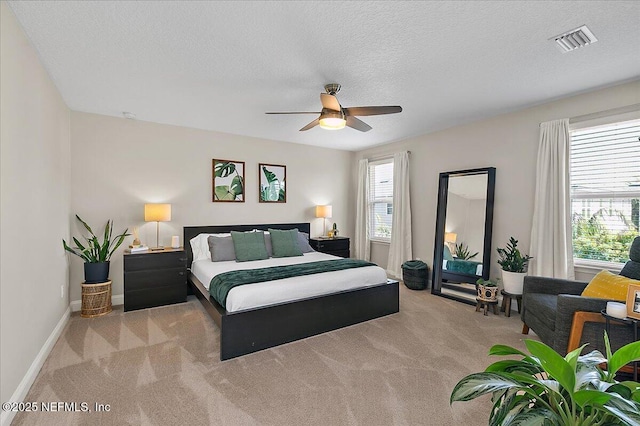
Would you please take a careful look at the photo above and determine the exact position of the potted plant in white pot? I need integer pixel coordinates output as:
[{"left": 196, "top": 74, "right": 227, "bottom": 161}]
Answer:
[
  {"left": 62, "top": 215, "right": 129, "bottom": 283},
  {"left": 496, "top": 236, "right": 532, "bottom": 295}
]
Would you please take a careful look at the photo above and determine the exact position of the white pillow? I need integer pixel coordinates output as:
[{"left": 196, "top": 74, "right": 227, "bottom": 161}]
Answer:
[{"left": 190, "top": 233, "right": 231, "bottom": 262}]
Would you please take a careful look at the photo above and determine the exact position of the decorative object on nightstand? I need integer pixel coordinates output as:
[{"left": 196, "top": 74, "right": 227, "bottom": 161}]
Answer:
[
  {"left": 144, "top": 203, "right": 171, "bottom": 250},
  {"left": 131, "top": 226, "right": 141, "bottom": 247},
  {"left": 62, "top": 215, "right": 130, "bottom": 283},
  {"left": 124, "top": 247, "right": 187, "bottom": 311},
  {"left": 310, "top": 236, "right": 350, "bottom": 258},
  {"left": 332, "top": 222, "right": 339, "bottom": 238},
  {"left": 315, "top": 205, "right": 332, "bottom": 236}
]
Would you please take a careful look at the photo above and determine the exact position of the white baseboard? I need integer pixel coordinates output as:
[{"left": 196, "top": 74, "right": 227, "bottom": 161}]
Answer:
[
  {"left": 1, "top": 306, "right": 71, "bottom": 426},
  {"left": 70, "top": 294, "right": 124, "bottom": 312}
]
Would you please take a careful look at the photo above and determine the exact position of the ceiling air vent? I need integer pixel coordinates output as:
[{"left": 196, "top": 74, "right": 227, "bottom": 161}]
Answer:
[{"left": 551, "top": 25, "right": 597, "bottom": 52}]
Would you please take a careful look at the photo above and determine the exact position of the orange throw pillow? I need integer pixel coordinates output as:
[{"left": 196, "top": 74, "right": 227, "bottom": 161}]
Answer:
[{"left": 581, "top": 270, "right": 640, "bottom": 301}]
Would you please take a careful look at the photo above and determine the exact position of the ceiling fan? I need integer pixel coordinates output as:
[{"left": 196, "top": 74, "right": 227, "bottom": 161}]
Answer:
[{"left": 266, "top": 84, "right": 402, "bottom": 132}]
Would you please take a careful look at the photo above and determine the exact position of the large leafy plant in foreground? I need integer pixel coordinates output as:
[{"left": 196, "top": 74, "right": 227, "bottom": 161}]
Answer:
[{"left": 451, "top": 334, "right": 640, "bottom": 425}]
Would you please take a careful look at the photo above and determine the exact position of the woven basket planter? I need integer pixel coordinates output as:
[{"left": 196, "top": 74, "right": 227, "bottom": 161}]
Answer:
[
  {"left": 402, "top": 260, "right": 429, "bottom": 290},
  {"left": 81, "top": 280, "right": 112, "bottom": 318}
]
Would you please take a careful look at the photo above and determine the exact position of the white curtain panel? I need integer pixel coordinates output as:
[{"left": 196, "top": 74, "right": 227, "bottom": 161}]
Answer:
[
  {"left": 529, "top": 119, "right": 575, "bottom": 279},
  {"left": 387, "top": 151, "right": 412, "bottom": 278},
  {"left": 354, "top": 158, "right": 370, "bottom": 261}
]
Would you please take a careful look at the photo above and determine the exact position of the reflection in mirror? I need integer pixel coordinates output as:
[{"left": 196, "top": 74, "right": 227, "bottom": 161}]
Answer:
[{"left": 432, "top": 168, "right": 496, "bottom": 305}]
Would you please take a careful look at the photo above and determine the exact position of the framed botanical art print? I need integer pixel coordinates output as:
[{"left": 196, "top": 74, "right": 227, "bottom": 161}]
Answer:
[
  {"left": 259, "top": 163, "right": 286, "bottom": 203},
  {"left": 626, "top": 283, "right": 640, "bottom": 320},
  {"left": 212, "top": 159, "right": 245, "bottom": 202}
]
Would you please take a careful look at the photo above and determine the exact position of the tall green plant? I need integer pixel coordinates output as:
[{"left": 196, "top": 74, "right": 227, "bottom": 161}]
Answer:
[
  {"left": 455, "top": 243, "right": 479, "bottom": 260},
  {"left": 451, "top": 333, "right": 640, "bottom": 425},
  {"left": 62, "top": 215, "right": 129, "bottom": 263},
  {"left": 496, "top": 237, "right": 532, "bottom": 272}
]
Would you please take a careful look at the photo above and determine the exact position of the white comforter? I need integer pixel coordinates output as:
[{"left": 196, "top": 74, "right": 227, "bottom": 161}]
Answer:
[{"left": 191, "top": 252, "right": 388, "bottom": 312}]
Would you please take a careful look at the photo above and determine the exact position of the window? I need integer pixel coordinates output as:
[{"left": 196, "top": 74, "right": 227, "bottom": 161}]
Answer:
[
  {"left": 369, "top": 159, "right": 394, "bottom": 241},
  {"left": 570, "top": 118, "right": 640, "bottom": 264}
]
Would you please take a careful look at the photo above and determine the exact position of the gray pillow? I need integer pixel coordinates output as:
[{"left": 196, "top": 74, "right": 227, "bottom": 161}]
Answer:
[
  {"left": 231, "top": 231, "right": 269, "bottom": 262},
  {"left": 264, "top": 233, "right": 273, "bottom": 257},
  {"left": 207, "top": 235, "right": 236, "bottom": 262},
  {"left": 297, "top": 231, "right": 315, "bottom": 253}
]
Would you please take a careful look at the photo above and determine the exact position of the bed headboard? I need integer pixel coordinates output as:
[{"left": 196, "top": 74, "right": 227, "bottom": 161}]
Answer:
[{"left": 183, "top": 222, "right": 311, "bottom": 267}]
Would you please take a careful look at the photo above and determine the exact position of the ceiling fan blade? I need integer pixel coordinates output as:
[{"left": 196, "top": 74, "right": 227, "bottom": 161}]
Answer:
[
  {"left": 346, "top": 116, "right": 372, "bottom": 132},
  {"left": 343, "top": 106, "right": 402, "bottom": 116},
  {"left": 320, "top": 93, "right": 341, "bottom": 111},
  {"left": 300, "top": 118, "right": 320, "bottom": 131},
  {"left": 265, "top": 112, "right": 319, "bottom": 114}
]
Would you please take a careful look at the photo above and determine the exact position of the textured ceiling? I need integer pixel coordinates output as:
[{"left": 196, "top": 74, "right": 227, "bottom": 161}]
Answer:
[{"left": 8, "top": 1, "right": 640, "bottom": 151}]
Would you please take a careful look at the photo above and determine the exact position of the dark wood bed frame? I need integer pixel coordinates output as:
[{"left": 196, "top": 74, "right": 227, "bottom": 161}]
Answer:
[{"left": 184, "top": 223, "right": 399, "bottom": 360}]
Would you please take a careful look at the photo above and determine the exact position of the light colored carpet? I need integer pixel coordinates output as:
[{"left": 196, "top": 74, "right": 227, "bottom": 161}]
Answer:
[{"left": 13, "top": 286, "right": 536, "bottom": 425}]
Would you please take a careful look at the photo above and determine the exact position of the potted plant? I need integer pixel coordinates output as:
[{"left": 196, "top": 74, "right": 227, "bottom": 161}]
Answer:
[
  {"left": 62, "top": 215, "right": 129, "bottom": 283},
  {"left": 451, "top": 333, "right": 640, "bottom": 425},
  {"left": 476, "top": 278, "right": 499, "bottom": 301},
  {"left": 496, "top": 237, "right": 532, "bottom": 295},
  {"left": 454, "top": 243, "right": 479, "bottom": 260}
]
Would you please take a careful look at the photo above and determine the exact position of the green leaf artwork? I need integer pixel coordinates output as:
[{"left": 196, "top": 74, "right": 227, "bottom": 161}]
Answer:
[
  {"left": 259, "top": 164, "right": 286, "bottom": 203},
  {"left": 212, "top": 159, "right": 245, "bottom": 202}
]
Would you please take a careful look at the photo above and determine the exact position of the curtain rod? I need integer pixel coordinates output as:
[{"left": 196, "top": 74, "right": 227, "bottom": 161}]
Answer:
[
  {"left": 367, "top": 151, "right": 411, "bottom": 162},
  {"left": 569, "top": 103, "right": 640, "bottom": 124}
]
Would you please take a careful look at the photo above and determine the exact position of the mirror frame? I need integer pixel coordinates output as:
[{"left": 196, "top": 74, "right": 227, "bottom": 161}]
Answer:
[{"left": 431, "top": 167, "right": 496, "bottom": 304}]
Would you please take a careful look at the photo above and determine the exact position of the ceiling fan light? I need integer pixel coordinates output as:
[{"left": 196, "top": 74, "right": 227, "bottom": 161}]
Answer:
[
  {"left": 319, "top": 110, "right": 346, "bottom": 130},
  {"left": 319, "top": 117, "right": 346, "bottom": 130}
]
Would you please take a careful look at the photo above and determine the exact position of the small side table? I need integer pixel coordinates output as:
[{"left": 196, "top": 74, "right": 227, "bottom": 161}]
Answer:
[
  {"left": 81, "top": 280, "right": 112, "bottom": 318},
  {"left": 500, "top": 290, "right": 522, "bottom": 318},
  {"left": 601, "top": 310, "right": 639, "bottom": 381},
  {"left": 476, "top": 298, "right": 499, "bottom": 316}
]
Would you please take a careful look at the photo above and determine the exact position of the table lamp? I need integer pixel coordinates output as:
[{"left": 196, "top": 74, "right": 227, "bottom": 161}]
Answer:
[
  {"left": 445, "top": 232, "right": 457, "bottom": 252},
  {"left": 144, "top": 203, "right": 171, "bottom": 250},
  {"left": 315, "top": 205, "right": 332, "bottom": 237}
]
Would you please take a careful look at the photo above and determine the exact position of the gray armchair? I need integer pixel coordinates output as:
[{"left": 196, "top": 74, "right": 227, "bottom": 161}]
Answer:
[{"left": 521, "top": 236, "right": 640, "bottom": 355}]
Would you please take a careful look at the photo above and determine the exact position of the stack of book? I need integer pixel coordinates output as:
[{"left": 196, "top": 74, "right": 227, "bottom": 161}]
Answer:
[{"left": 127, "top": 245, "right": 149, "bottom": 253}]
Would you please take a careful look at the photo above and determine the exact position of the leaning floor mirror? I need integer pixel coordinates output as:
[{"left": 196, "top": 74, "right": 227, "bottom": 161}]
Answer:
[{"left": 431, "top": 167, "right": 496, "bottom": 305}]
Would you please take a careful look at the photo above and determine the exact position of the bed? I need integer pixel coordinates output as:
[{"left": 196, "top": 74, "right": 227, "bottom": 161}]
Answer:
[{"left": 184, "top": 223, "right": 399, "bottom": 360}]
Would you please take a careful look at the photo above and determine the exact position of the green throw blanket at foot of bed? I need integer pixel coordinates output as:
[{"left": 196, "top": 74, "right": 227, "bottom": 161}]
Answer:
[{"left": 210, "top": 258, "right": 376, "bottom": 307}]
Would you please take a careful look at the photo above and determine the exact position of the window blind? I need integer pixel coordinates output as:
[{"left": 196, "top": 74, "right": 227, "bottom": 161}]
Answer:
[
  {"left": 570, "top": 118, "right": 640, "bottom": 263},
  {"left": 368, "top": 159, "right": 394, "bottom": 240}
]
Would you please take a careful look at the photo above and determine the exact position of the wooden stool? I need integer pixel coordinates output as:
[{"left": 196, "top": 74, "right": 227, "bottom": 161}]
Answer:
[
  {"left": 476, "top": 298, "right": 499, "bottom": 316},
  {"left": 500, "top": 290, "right": 522, "bottom": 318}
]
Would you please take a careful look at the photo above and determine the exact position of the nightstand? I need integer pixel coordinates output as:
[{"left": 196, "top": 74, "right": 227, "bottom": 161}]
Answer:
[
  {"left": 124, "top": 247, "right": 187, "bottom": 311},
  {"left": 309, "top": 237, "right": 350, "bottom": 258}
]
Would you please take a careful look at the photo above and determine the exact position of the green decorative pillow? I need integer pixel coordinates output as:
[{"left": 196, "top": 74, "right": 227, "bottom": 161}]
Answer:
[
  {"left": 231, "top": 231, "right": 269, "bottom": 262},
  {"left": 443, "top": 245, "right": 454, "bottom": 261},
  {"left": 268, "top": 228, "right": 303, "bottom": 258}
]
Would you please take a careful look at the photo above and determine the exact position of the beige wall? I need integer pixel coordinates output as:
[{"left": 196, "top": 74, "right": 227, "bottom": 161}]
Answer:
[
  {"left": 357, "top": 80, "right": 640, "bottom": 282},
  {"left": 69, "top": 112, "right": 354, "bottom": 301},
  {"left": 0, "top": 2, "right": 71, "bottom": 405}
]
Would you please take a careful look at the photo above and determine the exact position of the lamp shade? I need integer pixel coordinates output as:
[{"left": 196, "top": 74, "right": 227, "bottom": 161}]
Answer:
[
  {"left": 444, "top": 232, "right": 457, "bottom": 243},
  {"left": 315, "top": 205, "right": 332, "bottom": 218},
  {"left": 144, "top": 204, "right": 171, "bottom": 222}
]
